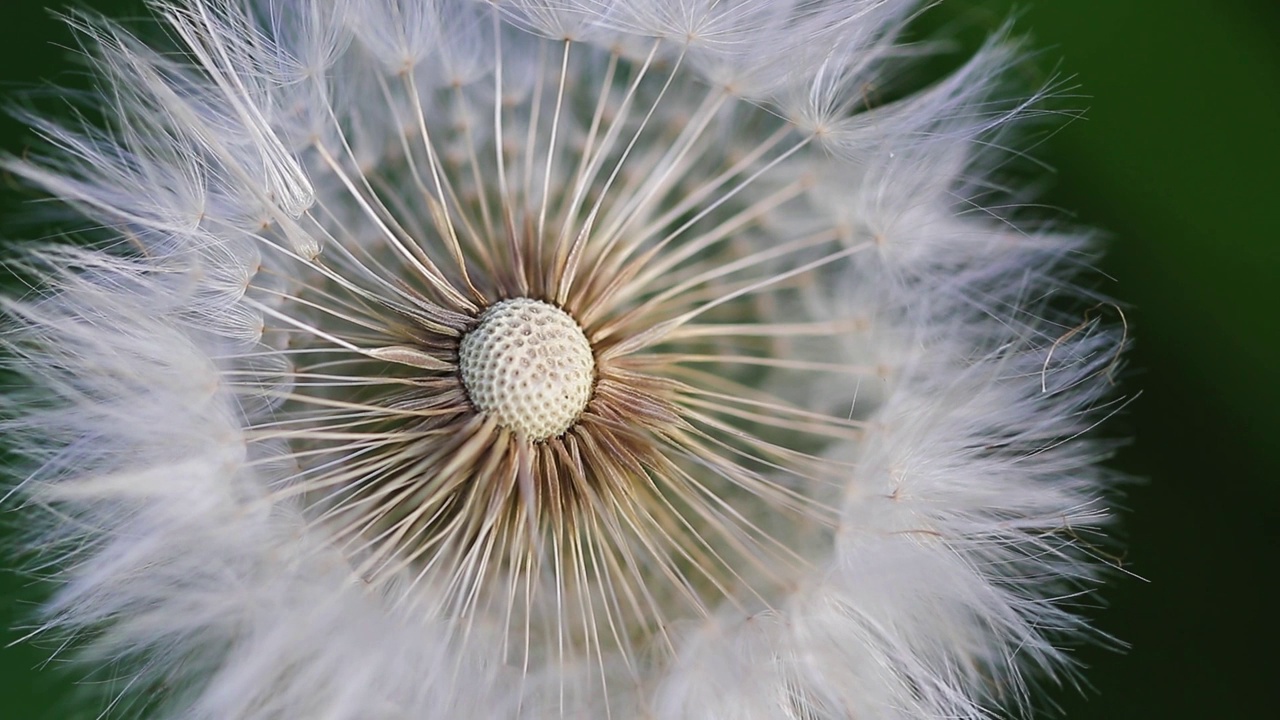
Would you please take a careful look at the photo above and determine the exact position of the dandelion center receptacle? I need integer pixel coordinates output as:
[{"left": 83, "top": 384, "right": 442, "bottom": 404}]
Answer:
[{"left": 457, "top": 298, "right": 595, "bottom": 441}]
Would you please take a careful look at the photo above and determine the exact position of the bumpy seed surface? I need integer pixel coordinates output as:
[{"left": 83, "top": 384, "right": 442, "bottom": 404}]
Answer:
[{"left": 458, "top": 298, "right": 595, "bottom": 441}]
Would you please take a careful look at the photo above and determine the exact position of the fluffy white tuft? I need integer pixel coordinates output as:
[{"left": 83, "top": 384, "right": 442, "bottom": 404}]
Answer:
[{"left": 2, "top": 1, "right": 1128, "bottom": 718}]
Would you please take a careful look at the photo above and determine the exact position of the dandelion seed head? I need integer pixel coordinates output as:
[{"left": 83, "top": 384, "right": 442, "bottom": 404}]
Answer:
[{"left": 0, "top": 1, "right": 1130, "bottom": 718}]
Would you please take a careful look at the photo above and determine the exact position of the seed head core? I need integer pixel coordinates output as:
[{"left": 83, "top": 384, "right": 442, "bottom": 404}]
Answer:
[{"left": 458, "top": 298, "right": 595, "bottom": 441}]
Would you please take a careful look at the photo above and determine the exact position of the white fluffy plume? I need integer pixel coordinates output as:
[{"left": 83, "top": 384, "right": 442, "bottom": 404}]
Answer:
[{"left": 2, "top": 1, "right": 1127, "bottom": 718}]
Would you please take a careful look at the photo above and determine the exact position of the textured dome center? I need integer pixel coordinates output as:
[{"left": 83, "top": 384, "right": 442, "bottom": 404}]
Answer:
[{"left": 458, "top": 298, "right": 595, "bottom": 441}]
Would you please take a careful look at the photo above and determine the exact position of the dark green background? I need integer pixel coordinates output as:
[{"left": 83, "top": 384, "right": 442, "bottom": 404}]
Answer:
[{"left": 1, "top": 1, "right": 1275, "bottom": 717}]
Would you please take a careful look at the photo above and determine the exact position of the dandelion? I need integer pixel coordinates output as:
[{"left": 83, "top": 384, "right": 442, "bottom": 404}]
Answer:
[{"left": 2, "top": 0, "right": 1127, "bottom": 718}]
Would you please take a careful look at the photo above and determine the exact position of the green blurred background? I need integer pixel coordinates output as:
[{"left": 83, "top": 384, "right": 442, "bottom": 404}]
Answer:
[{"left": 0, "top": 1, "right": 1275, "bottom": 717}]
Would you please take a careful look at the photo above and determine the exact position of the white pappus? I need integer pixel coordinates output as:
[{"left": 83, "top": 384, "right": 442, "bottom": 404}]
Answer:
[{"left": 0, "top": 1, "right": 1129, "bottom": 718}]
